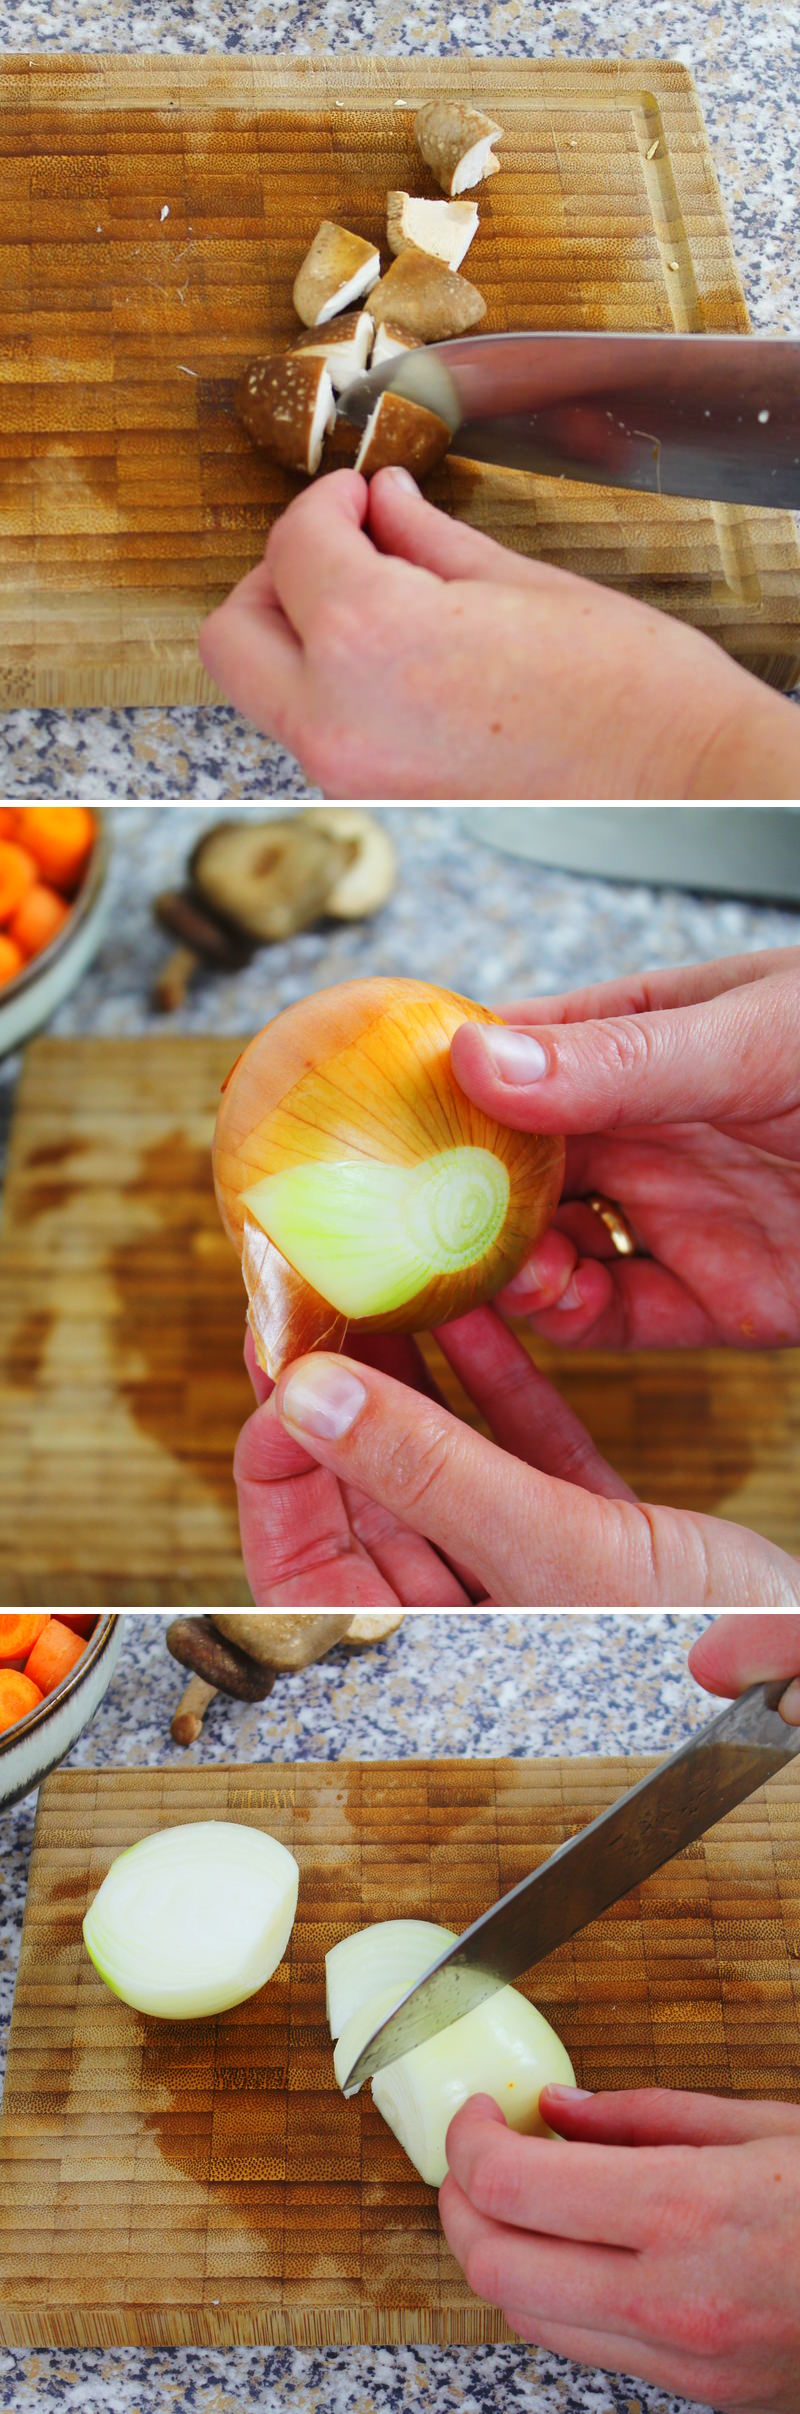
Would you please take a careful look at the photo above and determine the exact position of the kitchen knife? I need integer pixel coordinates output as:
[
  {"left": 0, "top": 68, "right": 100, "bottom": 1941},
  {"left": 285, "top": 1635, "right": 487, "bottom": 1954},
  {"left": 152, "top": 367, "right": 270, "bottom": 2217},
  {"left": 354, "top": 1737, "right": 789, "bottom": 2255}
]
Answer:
[
  {"left": 339, "top": 1681, "right": 800, "bottom": 2092},
  {"left": 340, "top": 332, "right": 800, "bottom": 508}
]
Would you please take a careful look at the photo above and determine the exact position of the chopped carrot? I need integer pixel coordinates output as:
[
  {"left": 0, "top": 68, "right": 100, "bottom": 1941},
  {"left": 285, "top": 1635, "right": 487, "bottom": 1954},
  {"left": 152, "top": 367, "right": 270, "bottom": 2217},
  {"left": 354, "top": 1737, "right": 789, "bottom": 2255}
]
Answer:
[
  {"left": 9, "top": 881, "right": 71, "bottom": 961},
  {"left": 25, "top": 1617, "right": 88, "bottom": 1695},
  {"left": 58, "top": 1614, "right": 98, "bottom": 1637},
  {"left": 0, "top": 1614, "right": 50, "bottom": 1669},
  {"left": 0, "top": 810, "right": 18, "bottom": 839},
  {"left": 0, "top": 1670, "right": 44, "bottom": 1734},
  {"left": 0, "top": 840, "right": 36, "bottom": 926},
  {"left": 16, "top": 808, "right": 94, "bottom": 895},
  {"left": 0, "top": 933, "right": 25, "bottom": 986}
]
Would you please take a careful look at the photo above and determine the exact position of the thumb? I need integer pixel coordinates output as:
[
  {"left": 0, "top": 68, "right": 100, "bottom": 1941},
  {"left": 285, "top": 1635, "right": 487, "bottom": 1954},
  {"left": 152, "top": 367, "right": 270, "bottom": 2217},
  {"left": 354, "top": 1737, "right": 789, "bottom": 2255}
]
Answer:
[
  {"left": 367, "top": 465, "right": 552, "bottom": 589},
  {"left": 450, "top": 967, "right": 798, "bottom": 1133},
  {"left": 539, "top": 2084, "right": 800, "bottom": 2147}
]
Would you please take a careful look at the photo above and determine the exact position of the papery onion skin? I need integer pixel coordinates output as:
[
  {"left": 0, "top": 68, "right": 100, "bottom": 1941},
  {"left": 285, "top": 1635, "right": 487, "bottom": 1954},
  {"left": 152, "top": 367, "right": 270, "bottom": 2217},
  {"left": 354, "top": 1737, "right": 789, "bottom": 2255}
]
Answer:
[
  {"left": 214, "top": 977, "right": 565, "bottom": 1377},
  {"left": 82, "top": 1820, "right": 299, "bottom": 2021}
]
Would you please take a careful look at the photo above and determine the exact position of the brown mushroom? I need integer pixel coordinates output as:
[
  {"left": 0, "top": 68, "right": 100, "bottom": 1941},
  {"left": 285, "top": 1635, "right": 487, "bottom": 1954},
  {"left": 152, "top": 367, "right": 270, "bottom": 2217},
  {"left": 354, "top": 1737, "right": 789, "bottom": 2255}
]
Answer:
[
  {"left": 369, "top": 248, "right": 486, "bottom": 340},
  {"left": 212, "top": 1613, "right": 354, "bottom": 1670},
  {"left": 190, "top": 816, "right": 350, "bottom": 944},
  {"left": 355, "top": 389, "right": 452, "bottom": 480},
  {"left": 304, "top": 808, "right": 396, "bottom": 919},
  {"left": 370, "top": 321, "right": 425, "bottom": 371},
  {"left": 237, "top": 355, "right": 337, "bottom": 475},
  {"left": 414, "top": 100, "right": 503, "bottom": 196},
  {"left": 288, "top": 309, "right": 375, "bottom": 391},
  {"left": 293, "top": 222, "right": 381, "bottom": 327},
  {"left": 167, "top": 1617, "right": 276, "bottom": 1702},
  {"left": 387, "top": 192, "right": 479, "bottom": 270}
]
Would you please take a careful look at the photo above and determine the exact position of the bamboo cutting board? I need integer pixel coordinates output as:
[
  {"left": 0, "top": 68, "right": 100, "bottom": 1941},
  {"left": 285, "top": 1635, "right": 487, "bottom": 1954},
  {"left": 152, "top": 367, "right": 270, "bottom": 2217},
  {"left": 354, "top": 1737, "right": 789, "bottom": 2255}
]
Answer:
[
  {"left": 2, "top": 52, "right": 799, "bottom": 708},
  {"left": 1, "top": 1034, "right": 799, "bottom": 1607},
  {"left": 0, "top": 1756, "right": 798, "bottom": 2346}
]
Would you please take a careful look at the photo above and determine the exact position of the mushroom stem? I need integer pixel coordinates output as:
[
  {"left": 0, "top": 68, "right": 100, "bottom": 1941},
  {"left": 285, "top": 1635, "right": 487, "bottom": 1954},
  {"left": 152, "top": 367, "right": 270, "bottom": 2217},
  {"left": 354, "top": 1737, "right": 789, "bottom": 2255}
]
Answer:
[{"left": 170, "top": 1674, "right": 218, "bottom": 1747}]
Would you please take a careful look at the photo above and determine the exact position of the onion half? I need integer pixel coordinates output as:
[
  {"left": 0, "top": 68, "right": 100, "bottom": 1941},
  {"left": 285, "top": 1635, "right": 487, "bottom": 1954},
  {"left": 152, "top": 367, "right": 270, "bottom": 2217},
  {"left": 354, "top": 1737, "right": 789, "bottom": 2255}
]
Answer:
[
  {"left": 83, "top": 1820, "right": 299, "bottom": 2020},
  {"left": 327, "top": 1918, "right": 576, "bottom": 2186}
]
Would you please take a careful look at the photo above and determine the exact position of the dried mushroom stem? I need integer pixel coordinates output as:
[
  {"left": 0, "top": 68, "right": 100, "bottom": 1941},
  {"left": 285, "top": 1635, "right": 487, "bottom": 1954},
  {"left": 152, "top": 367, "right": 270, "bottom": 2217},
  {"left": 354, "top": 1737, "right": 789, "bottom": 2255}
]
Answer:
[
  {"left": 171, "top": 1673, "right": 218, "bottom": 1747},
  {"left": 415, "top": 99, "right": 503, "bottom": 195}
]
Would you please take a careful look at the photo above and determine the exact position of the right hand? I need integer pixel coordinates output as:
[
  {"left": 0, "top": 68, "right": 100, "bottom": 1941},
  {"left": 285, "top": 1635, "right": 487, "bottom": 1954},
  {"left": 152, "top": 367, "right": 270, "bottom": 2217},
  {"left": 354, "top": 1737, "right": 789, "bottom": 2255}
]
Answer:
[
  {"left": 689, "top": 1614, "right": 800, "bottom": 1724},
  {"left": 450, "top": 948, "right": 800, "bottom": 1350}
]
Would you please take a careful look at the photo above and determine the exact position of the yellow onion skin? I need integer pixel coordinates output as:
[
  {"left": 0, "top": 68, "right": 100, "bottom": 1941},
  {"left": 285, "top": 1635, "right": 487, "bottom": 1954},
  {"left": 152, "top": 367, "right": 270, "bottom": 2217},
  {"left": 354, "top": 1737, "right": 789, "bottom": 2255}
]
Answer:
[{"left": 213, "top": 977, "right": 565, "bottom": 1372}]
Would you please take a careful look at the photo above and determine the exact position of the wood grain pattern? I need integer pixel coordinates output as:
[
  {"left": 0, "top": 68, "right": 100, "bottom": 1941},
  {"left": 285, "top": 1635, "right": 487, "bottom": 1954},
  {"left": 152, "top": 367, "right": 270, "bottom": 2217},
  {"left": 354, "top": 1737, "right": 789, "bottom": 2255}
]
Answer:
[
  {"left": 1, "top": 53, "right": 799, "bottom": 707},
  {"left": 1, "top": 1035, "right": 798, "bottom": 1607},
  {"left": 0, "top": 1756, "right": 798, "bottom": 2346}
]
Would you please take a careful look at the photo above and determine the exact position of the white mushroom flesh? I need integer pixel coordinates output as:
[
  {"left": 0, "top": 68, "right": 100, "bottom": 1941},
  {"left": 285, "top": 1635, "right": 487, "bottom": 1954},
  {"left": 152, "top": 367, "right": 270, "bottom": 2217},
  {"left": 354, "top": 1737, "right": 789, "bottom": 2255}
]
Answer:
[
  {"left": 388, "top": 194, "right": 479, "bottom": 270},
  {"left": 307, "top": 368, "right": 337, "bottom": 471},
  {"left": 450, "top": 135, "right": 501, "bottom": 196},
  {"left": 316, "top": 252, "right": 380, "bottom": 326},
  {"left": 370, "top": 322, "right": 422, "bottom": 369}
]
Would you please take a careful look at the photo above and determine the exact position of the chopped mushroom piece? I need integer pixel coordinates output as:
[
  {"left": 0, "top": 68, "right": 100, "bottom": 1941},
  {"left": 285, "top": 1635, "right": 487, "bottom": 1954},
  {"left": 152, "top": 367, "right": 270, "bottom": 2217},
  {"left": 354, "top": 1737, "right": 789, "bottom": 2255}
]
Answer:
[
  {"left": 415, "top": 99, "right": 503, "bottom": 196},
  {"left": 354, "top": 389, "right": 452, "bottom": 479},
  {"left": 387, "top": 192, "right": 479, "bottom": 271},
  {"left": 237, "top": 355, "right": 337, "bottom": 474},
  {"left": 289, "top": 309, "right": 375, "bottom": 391},
  {"left": 370, "top": 320, "right": 425, "bottom": 370},
  {"left": 190, "top": 816, "right": 349, "bottom": 943},
  {"left": 369, "top": 248, "right": 486, "bottom": 340},
  {"left": 293, "top": 221, "right": 381, "bottom": 327},
  {"left": 305, "top": 808, "right": 396, "bottom": 917}
]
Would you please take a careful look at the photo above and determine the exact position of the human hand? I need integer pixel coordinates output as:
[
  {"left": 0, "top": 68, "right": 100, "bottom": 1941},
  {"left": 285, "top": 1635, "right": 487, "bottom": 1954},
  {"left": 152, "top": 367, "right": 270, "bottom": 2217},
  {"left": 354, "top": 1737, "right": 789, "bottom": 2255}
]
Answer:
[
  {"left": 232, "top": 1303, "right": 800, "bottom": 1605},
  {"left": 439, "top": 2086, "right": 800, "bottom": 2410},
  {"left": 451, "top": 947, "right": 800, "bottom": 1349},
  {"left": 197, "top": 470, "right": 800, "bottom": 798},
  {"left": 689, "top": 1612, "right": 800, "bottom": 1724}
]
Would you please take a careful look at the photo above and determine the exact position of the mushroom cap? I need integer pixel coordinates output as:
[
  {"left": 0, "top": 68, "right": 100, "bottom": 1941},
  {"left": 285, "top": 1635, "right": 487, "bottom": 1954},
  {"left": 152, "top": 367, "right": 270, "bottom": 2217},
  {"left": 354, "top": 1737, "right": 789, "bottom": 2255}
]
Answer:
[
  {"left": 355, "top": 389, "right": 452, "bottom": 480},
  {"left": 386, "top": 191, "right": 479, "bottom": 270},
  {"left": 414, "top": 99, "right": 503, "bottom": 196},
  {"left": 304, "top": 808, "right": 397, "bottom": 919},
  {"left": 293, "top": 221, "right": 381, "bottom": 327},
  {"left": 237, "top": 355, "right": 336, "bottom": 475},
  {"left": 369, "top": 247, "right": 486, "bottom": 340}
]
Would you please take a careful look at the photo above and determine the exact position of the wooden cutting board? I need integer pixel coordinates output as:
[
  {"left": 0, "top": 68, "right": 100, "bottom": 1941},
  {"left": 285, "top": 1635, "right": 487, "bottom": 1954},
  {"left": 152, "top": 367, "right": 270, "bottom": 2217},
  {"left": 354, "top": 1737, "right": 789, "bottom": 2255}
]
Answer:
[
  {"left": 2, "top": 52, "right": 799, "bottom": 708},
  {"left": 1, "top": 1034, "right": 799, "bottom": 1607},
  {"left": 1, "top": 1756, "right": 798, "bottom": 2346}
]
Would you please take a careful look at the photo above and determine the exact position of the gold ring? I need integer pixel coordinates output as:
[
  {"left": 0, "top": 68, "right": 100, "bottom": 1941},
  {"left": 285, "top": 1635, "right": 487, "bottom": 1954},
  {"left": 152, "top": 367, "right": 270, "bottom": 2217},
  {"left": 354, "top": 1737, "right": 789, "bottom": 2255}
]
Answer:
[{"left": 581, "top": 1193, "right": 639, "bottom": 1256}]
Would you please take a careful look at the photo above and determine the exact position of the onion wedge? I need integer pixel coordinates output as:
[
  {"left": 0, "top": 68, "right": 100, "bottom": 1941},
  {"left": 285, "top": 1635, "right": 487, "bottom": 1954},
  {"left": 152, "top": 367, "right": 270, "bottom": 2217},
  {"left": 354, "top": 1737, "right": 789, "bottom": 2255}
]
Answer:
[
  {"left": 327, "top": 1918, "right": 576, "bottom": 2185},
  {"left": 83, "top": 1820, "right": 299, "bottom": 2020}
]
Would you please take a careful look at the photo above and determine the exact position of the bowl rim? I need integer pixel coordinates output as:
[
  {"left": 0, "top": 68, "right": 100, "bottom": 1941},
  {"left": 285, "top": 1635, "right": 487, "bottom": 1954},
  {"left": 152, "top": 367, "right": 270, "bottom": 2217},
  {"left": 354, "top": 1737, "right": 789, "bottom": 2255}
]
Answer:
[
  {"left": 0, "top": 811, "right": 109, "bottom": 1004},
  {"left": 0, "top": 1612, "right": 120, "bottom": 1756}
]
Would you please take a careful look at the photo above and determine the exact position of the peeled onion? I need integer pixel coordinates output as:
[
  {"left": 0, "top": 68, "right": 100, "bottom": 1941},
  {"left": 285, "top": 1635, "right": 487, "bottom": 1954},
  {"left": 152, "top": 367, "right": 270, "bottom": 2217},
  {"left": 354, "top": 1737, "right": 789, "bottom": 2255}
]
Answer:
[
  {"left": 213, "top": 976, "right": 564, "bottom": 1378},
  {"left": 83, "top": 1820, "right": 299, "bottom": 2019},
  {"left": 327, "top": 1919, "right": 576, "bottom": 2186}
]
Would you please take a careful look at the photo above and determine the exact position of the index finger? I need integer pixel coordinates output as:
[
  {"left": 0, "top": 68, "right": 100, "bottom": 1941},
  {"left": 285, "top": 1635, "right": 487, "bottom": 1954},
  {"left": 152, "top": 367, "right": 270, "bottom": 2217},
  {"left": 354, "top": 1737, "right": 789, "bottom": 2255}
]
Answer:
[
  {"left": 265, "top": 467, "right": 383, "bottom": 637},
  {"left": 444, "top": 2099, "right": 681, "bottom": 2250}
]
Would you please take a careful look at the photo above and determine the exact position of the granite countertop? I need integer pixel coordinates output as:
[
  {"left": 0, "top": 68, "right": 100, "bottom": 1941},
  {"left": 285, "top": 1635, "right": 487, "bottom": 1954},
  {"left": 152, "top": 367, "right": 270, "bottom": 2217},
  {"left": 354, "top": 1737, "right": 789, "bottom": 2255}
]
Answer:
[
  {"left": 2, "top": 802, "right": 800, "bottom": 1182},
  {"left": 1, "top": 1608, "right": 718, "bottom": 2414},
  {"left": 0, "top": 0, "right": 798, "bottom": 797}
]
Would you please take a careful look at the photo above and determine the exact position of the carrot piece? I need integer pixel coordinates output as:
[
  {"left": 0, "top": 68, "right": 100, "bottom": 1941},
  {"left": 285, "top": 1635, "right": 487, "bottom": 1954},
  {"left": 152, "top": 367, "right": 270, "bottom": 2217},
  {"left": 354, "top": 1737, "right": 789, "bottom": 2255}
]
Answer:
[
  {"left": 0, "top": 1614, "right": 50, "bottom": 1669},
  {"left": 0, "top": 840, "right": 36, "bottom": 925},
  {"left": 0, "top": 810, "right": 18, "bottom": 839},
  {"left": 25, "top": 1617, "right": 88, "bottom": 1695},
  {"left": 58, "top": 1614, "right": 98, "bottom": 1637},
  {"left": 0, "top": 933, "right": 25, "bottom": 985},
  {"left": 0, "top": 1670, "right": 44, "bottom": 1734},
  {"left": 9, "top": 881, "right": 71, "bottom": 961},
  {"left": 16, "top": 808, "right": 94, "bottom": 895}
]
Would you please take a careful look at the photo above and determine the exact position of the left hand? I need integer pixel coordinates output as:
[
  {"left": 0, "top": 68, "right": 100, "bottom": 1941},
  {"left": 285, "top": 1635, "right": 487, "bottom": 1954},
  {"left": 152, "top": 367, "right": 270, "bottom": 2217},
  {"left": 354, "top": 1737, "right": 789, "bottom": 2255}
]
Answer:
[
  {"left": 197, "top": 468, "right": 800, "bottom": 798},
  {"left": 440, "top": 2086, "right": 800, "bottom": 2410}
]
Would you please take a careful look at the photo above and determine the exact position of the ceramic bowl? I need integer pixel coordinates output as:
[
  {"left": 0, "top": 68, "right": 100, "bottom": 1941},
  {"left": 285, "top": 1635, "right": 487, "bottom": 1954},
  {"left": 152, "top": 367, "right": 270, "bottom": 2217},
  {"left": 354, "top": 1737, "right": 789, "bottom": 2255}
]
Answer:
[
  {"left": 0, "top": 1614, "right": 123, "bottom": 1812},
  {"left": 0, "top": 812, "right": 111, "bottom": 1059}
]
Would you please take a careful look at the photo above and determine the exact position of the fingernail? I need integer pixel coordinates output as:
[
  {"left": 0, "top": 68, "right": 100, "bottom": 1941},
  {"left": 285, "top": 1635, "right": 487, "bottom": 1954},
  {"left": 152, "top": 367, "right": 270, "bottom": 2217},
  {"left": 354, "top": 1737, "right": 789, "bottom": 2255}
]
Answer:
[
  {"left": 554, "top": 1274, "right": 584, "bottom": 1312},
  {"left": 481, "top": 1029, "right": 549, "bottom": 1084},
  {"left": 779, "top": 1678, "right": 800, "bottom": 1725},
  {"left": 280, "top": 1360, "right": 367, "bottom": 1441},
  {"left": 384, "top": 465, "right": 418, "bottom": 494},
  {"left": 543, "top": 2085, "right": 594, "bottom": 2100}
]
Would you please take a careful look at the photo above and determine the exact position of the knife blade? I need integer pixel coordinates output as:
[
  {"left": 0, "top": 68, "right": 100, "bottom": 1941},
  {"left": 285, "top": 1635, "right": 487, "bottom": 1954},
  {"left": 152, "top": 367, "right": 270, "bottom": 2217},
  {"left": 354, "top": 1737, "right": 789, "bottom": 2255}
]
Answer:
[
  {"left": 340, "top": 1681, "right": 800, "bottom": 2092},
  {"left": 340, "top": 332, "right": 800, "bottom": 508}
]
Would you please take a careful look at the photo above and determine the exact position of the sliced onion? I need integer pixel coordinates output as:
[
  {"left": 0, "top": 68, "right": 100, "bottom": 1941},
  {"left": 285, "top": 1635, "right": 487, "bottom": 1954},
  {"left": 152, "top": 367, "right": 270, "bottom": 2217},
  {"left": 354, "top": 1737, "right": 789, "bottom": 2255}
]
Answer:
[
  {"left": 328, "top": 1917, "right": 576, "bottom": 2186},
  {"left": 326, "top": 1919, "right": 457, "bottom": 2037},
  {"left": 83, "top": 1820, "right": 299, "bottom": 2020}
]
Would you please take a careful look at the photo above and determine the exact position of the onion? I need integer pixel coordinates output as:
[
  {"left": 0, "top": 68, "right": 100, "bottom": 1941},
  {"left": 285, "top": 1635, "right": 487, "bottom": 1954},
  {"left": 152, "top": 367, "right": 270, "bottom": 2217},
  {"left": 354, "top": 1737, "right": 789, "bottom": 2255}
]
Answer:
[
  {"left": 213, "top": 977, "right": 564, "bottom": 1379},
  {"left": 328, "top": 1918, "right": 576, "bottom": 2186},
  {"left": 83, "top": 1821, "right": 299, "bottom": 2019},
  {"left": 326, "top": 1918, "right": 457, "bottom": 2037}
]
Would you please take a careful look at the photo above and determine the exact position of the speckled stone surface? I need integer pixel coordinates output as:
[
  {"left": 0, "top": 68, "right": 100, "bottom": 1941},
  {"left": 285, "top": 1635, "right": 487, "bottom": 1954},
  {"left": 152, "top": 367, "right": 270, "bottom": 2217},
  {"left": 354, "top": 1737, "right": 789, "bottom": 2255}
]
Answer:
[
  {"left": 2, "top": 801, "right": 800, "bottom": 1181},
  {"left": 0, "top": 0, "right": 798, "bottom": 796},
  {"left": 0, "top": 1608, "right": 718, "bottom": 2414}
]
